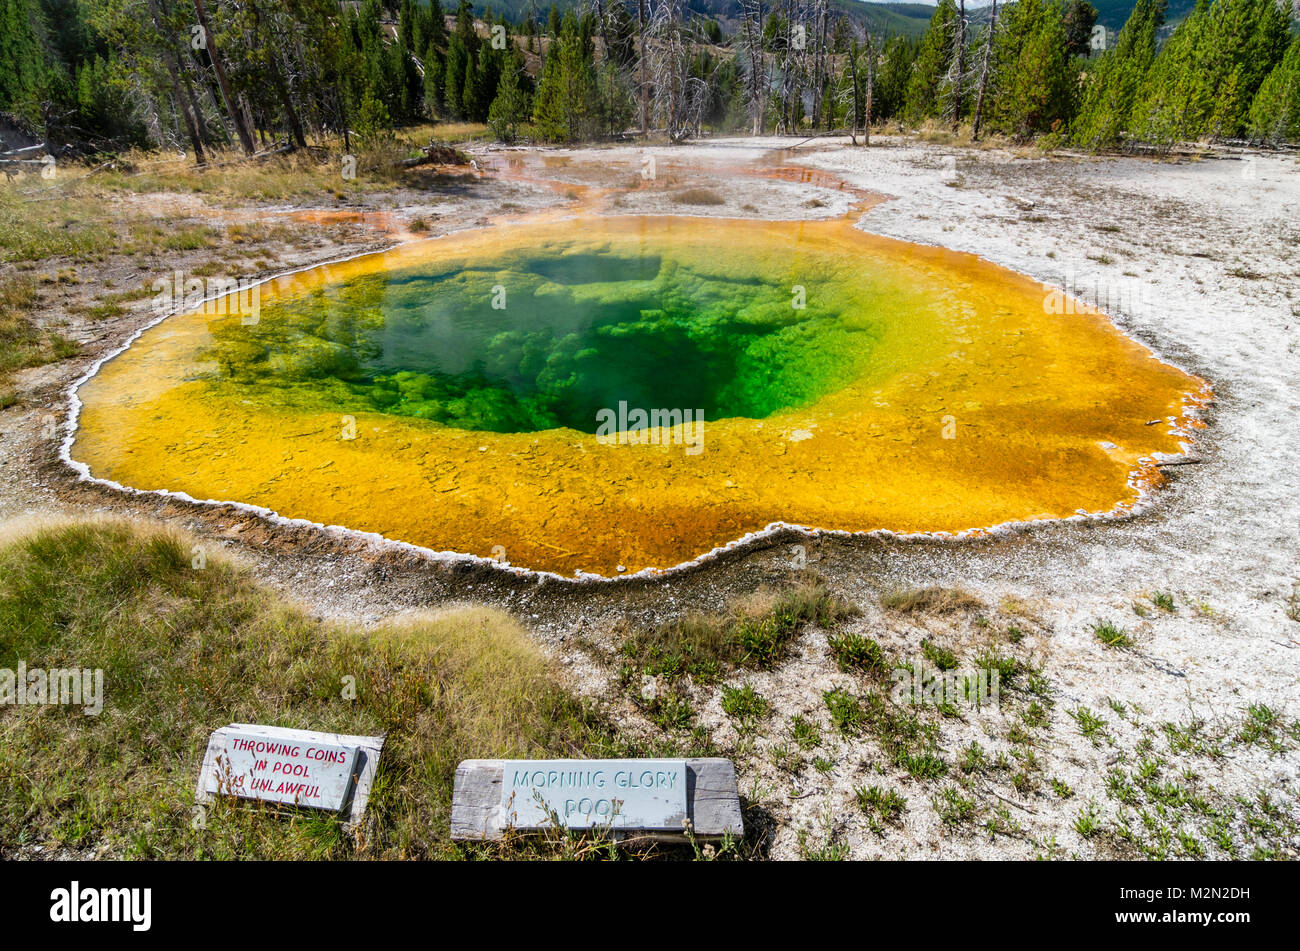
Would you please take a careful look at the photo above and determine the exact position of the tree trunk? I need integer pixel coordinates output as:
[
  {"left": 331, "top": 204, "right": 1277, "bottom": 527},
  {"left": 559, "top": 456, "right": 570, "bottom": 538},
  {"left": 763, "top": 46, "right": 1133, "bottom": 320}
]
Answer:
[
  {"left": 638, "top": 0, "right": 648, "bottom": 136},
  {"left": 180, "top": 65, "right": 212, "bottom": 149},
  {"left": 193, "top": 0, "right": 256, "bottom": 154},
  {"left": 864, "top": 35, "right": 873, "bottom": 146},
  {"left": 744, "top": 0, "right": 764, "bottom": 135},
  {"left": 165, "top": 57, "right": 205, "bottom": 164},
  {"left": 146, "top": 0, "right": 204, "bottom": 163},
  {"left": 782, "top": 0, "right": 793, "bottom": 133},
  {"left": 811, "top": 0, "right": 827, "bottom": 129},
  {"left": 971, "top": 0, "right": 997, "bottom": 142},
  {"left": 250, "top": 0, "right": 308, "bottom": 148},
  {"left": 337, "top": 84, "right": 352, "bottom": 153},
  {"left": 846, "top": 42, "right": 859, "bottom": 145},
  {"left": 272, "top": 64, "right": 307, "bottom": 148},
  {"left": 953, "top": 0, "right": 966, "bottom": 129}
]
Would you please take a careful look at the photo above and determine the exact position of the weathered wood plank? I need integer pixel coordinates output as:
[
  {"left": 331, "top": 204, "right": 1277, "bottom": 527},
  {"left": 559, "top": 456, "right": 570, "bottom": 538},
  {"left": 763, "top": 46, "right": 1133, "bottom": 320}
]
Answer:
[{"left": 450, "top": 758, "right": 743, "bottom": 841}]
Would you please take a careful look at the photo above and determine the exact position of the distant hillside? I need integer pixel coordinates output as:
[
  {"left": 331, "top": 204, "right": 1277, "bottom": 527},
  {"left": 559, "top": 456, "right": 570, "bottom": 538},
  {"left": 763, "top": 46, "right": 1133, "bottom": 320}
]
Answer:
[
  {"left": 476, "top": 0, "right": 936, "bottom": 37},
  {"left": 830, "top": 0, "right": 938, "bottom": 35},
  {"left": 1088, "top": 0, "right": 1200, "bottom": 31}
]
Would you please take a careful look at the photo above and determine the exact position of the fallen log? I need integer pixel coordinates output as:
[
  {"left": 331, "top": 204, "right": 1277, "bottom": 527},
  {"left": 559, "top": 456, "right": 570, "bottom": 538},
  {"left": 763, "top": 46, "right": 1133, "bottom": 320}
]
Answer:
[
  {"left": 399, "top": 140, "right": 471, "bottom": 169},
  {"left": 0, "top": 143, "right": 46, "bottom": 157}
]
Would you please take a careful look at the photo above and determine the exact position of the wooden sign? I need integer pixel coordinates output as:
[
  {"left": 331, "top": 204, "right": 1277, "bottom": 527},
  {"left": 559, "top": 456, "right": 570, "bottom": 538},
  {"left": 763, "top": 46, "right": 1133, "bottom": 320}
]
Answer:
[
  {"left": 196, "top": 724, "right": 383, "bottom": 824},
  {"left": 502, "top": 759, "right": 687, "bottom": 830},
  {"left": 451, "top": 757, "right": 743, "bottom": 841}
]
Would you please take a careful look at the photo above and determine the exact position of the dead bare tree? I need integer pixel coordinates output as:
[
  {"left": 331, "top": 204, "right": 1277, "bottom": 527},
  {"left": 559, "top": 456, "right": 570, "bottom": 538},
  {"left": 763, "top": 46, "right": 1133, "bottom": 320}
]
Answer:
[
  {"left": 646, "top": 0, "right": 709, "bottom": 141},
  {"left": 810, "top": 0, "right": 828, "bottom": 130},
  {"left": 192, "top": 0, "right": 256, "bottom": 154},
  {"left": 971, "top": 0, "right": 998, "bottom": 141},
  {"left": 932, "top": 0, "right": 979, "bottom": 131},
  {"left": 638, "top": 0, "right": 649, "bottom": 136},
  {"left": 739, "top": 0, "right": 766, "bottom": 135},
  {"left": 840, "top": 24, "right": 875, "bottom": 146},
  {"left": 952, "top": 0, "right": 967, "bottom": 128},
  {"left": 931, "top": 0, "right": 979, "bottom": 130}
]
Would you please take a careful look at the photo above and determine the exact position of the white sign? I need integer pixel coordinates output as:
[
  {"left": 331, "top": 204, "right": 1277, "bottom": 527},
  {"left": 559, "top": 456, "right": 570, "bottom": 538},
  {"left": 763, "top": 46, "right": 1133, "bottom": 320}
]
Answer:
[
  {"left": 196, "top": 724, "right": 383, "bottom": 823},
  {"left": 501, "top": 759, "right": 688, "bottom": 831}
]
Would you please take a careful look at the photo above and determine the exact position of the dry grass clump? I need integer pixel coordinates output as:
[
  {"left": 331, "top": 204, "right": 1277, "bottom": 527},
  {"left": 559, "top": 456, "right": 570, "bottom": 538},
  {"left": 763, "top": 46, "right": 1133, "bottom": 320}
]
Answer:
[
  {"left": 619, "top": 571, "right": 858, "bottom": 682},
  {"left": 670, "top": 187, "right": 726, "bottom": 206},
  {"left": 879, "top": 585, "right": 985, "bottom": 616}
]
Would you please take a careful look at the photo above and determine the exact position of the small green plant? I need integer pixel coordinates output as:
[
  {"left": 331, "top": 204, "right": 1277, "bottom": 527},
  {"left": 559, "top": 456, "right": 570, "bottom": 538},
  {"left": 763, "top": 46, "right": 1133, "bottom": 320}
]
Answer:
[
  {"left": 1106, "top": 768, "right": 1137, "bottom": 804},
  {"left": 1178, "top": 830, "right": 1204, "bottom": 858},
  {"left": 1051, "top": 777, "right": 1075, "bottom": 799},
  {"left": 827, "top": 632, "right": 887, "bottom": 675},
  {"left": 879, "top": 586, "right": 983, "bottom": 615},
  {"left": 1073, "top": 799, "right": 1102, "bottom": 838},
  {"left": 648, "top": 693, "right": 696, "bottom": 731},
  {"left": 974, "top": 650, "right": 1019, "bottom": 687},
  {"left": 933, "top": 786, "right": 977, "bottom": 828},
  {"left": 1034, "top": 834, "right": 1061, "bottom": 861},
  {"left": 769, "top": 742, "right": 800, "bottom": 773},
  {"left": 1092, "top": 619, "right": 1133, "bottom": 648},
  {"left": 1022, "top": 701, "right": 1049, "bottom": 729},
  {"left": 790, "top": 715, "right": 821, "bottom": 751},
  {"left": 1237, "top": 704, "right": 1282, "bottom": 747},
  {"left": 921, "top": 638, "right": 958, "bottom": 671},
  {"left": 855, "top": 785, "right": 907, "bottom": 825},
  {"left": 984, "top": 805, "right": 1021, "bottom": 839},
  {"left": 1026, "top": 670, "right": 1053, "bottom": 700},
  {"left": 898, "top": 751, "right": 948, "bottom": 780},
  {"left": 797, "top": 803, "right": 849, "bottom": 860},
  {"left": 1136, "top": 757, "right": 1163, "bottom": 782},
  {"left": 1151, "top": 592, "right": 1176, "bottom": 613},
  {"left": 1069, "top": 706, "right": 1109, "bottom": 745},
  {"left": 960, "top": 742, "right": 988, "bottom": 774},
  {"left": 720, "top": 683, "right": 770, "bottom": 723},
  {"left": 620, "top": 572, "right": 857, "bottom": 680},
  {"left": 823, "top": 688, "right": 866, "bottom": 736}
]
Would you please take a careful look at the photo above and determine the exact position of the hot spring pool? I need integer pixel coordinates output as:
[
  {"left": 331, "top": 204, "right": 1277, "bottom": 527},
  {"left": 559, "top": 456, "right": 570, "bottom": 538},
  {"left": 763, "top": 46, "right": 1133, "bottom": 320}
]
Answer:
[{"left": 69, "top": 214, "right": 1207, "bottom": 577}]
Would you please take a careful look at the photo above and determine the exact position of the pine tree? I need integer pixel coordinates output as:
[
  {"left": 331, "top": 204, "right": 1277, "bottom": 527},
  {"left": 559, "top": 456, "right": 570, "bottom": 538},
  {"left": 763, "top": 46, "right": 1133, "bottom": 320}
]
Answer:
[
  {"left": 424, "top": 49, "right": 447, "bottom": 119},
  {"left": 1205, "top": 0, "right": 1290, "bottom": 138},
  {"left": 488, "top": 51, "right": 530, "bottom": 142},
  {"left": 1063, "top": 0, "right": 1100, "bottom": 59},
  {"left": 1129, "top": 0, "right": 1288, "bottom": 146},
  {"left": 1072, "top": 0, "right": 1165, "bottom": 147},
  {"left": 1248, "top": 33, "right": 1300, "bottom": 142},
  {"left": 0, "top": 0, "right": 53, "bottom": 124},
  {"left": 987, "top": 0, "right": 1075, "bottom": 138},
  {"left": 445, "top": 33, "right": 469, "bottom": 119},
  {"left": 875, "top": 36, "right": 918, "bottom": 122},
  {"left": 1128, "top": 0, "right": 1218, "bottom": 144},
  {"left": 903, "top": 0, "right": 959, "bottom": 122},
  {"left": 531, "top": 10, "right": 598, "bottom": 142}
]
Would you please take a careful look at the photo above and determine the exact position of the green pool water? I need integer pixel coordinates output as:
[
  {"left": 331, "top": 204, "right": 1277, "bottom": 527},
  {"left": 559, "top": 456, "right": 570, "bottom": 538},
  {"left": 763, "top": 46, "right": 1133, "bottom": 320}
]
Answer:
[{"left": 200, "top": 241, "right": 884, "bottom": 434}]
